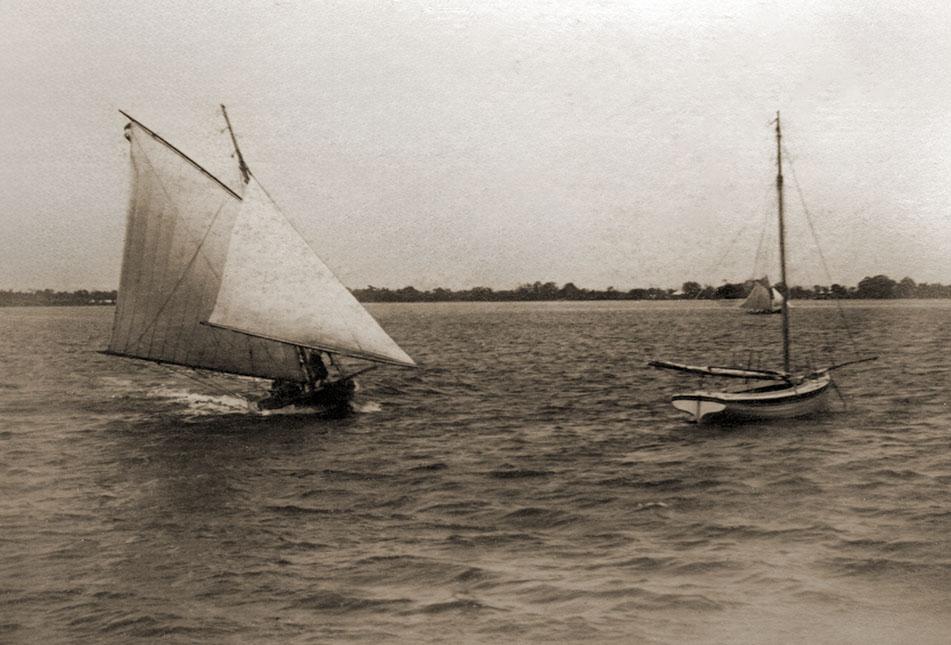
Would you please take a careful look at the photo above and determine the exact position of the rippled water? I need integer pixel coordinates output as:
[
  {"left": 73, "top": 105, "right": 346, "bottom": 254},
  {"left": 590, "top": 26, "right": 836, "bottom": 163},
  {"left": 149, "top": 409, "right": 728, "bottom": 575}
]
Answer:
[{"left": 1, "top": 302, "right": 950, "bottom": 643}]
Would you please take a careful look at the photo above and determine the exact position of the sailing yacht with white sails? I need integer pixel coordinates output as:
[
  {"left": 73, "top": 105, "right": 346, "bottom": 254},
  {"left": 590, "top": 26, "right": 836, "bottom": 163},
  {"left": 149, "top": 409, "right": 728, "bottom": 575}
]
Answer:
[{"left": 105, "top": 107, "right": 416, "bottom": 414}]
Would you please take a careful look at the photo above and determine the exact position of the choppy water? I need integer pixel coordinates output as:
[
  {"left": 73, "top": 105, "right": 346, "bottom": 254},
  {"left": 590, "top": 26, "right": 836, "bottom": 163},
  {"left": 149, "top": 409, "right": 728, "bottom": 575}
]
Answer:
[{"left": 1, "top": 301, "right": 950, "bottom": 643}]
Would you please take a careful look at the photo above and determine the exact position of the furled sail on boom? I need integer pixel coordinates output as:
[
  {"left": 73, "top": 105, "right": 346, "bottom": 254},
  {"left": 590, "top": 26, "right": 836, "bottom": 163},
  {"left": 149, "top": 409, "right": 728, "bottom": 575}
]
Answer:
[{"left": 206, "top": 178, "right": 416, "bottom": 368}]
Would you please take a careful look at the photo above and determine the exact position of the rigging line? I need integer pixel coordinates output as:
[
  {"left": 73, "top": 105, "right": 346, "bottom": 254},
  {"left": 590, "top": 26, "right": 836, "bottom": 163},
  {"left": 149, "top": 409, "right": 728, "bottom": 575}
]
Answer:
[
  {"left": 196, "top": 294, "right": 289, "bottom": 383},
  {"left": 218, "top": 125, "right": 385, "bottom": 358},
  {"left": 699, "top": 221, "right": 750, "bottom": 296},
  {"left": 133, "top": 134, "right": 225, "bottom": 282},
  {"left": 145, "top": 170, "right": 187, "bottom": 357},
  {"left": 213, "top": 136, "right": 368, "bottom": 362},
  {"left": 751, "top": 182, "right": 774, "bottom": 280},
  {"left": 781, "top": 143, "right": 860, "bottom": 356},
  {"left": 127, "top": 123, "right": 231, "bottom": 360},
  {"left": 699, "top": 179, "right": 775, "bottom": 295},
  {"left": 158, "top": 251, "right": 197, "bottom": 361},
  {"left": 191, "top": 287, "right": 221, "bottom": 367},
  {"left": 128, "top": 200, "right": 228, "bottom": 351}
]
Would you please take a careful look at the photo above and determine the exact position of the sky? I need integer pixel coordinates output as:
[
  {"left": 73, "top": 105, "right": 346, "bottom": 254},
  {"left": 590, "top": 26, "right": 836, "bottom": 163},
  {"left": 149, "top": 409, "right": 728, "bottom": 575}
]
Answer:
[{"left": 2, "top": 0, "right": 950, "bottom": 291}]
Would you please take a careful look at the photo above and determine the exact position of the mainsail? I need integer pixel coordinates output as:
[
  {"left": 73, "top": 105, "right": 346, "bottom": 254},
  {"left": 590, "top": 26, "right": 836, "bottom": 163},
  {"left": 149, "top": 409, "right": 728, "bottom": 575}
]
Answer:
[
  {"left": 107, "top": 120, "right": 305, "bottom": 381},
  {"left": 206, "top": 177, "right": 416, "bottom": 368}
]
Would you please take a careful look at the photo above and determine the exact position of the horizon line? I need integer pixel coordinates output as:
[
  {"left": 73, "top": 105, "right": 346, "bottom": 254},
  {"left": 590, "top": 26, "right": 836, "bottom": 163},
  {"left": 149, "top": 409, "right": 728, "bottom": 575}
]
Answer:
[{"left": 1, "top": 274, "right": 944, "bottom": 294}]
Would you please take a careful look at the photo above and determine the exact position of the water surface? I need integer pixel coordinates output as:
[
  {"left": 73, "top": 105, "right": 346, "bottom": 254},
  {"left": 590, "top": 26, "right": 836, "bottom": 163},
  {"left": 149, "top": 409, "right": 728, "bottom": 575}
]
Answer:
[{"left": 1, "top": 301, "right": 950, "bottom": 643}]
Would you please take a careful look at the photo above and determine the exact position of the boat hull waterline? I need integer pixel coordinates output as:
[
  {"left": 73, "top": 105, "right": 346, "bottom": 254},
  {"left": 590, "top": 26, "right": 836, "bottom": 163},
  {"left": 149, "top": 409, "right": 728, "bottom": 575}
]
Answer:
[
  {"left": 256, "top": 378, "right": 356, "bottom": 417},
  {"left": 670, "top": 372, "right": 832, "bottom": 423}
]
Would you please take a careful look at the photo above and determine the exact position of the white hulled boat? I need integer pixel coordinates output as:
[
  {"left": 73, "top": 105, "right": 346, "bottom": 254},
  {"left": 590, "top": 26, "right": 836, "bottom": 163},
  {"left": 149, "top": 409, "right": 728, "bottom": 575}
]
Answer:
[{"left": 650, "top": 113, "right": 874, "bottom": 423}]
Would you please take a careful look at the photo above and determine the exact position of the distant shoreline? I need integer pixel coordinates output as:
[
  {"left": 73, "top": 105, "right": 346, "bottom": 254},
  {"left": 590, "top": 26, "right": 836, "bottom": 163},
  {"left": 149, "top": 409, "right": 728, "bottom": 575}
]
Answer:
[{"left": 2, "top": 275, "right": 949, "bottom": 306}]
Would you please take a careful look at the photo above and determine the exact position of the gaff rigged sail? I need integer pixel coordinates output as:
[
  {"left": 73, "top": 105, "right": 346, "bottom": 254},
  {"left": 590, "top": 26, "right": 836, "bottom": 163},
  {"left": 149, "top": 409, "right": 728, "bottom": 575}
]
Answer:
[{"left": 106, "top": 121, "right": 304, "bottom": 381}]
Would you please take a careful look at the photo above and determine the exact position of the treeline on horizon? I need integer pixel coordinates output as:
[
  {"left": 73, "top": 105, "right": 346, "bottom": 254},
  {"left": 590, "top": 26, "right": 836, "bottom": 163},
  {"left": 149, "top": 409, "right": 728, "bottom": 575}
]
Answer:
[
  {"left": 0, "top": 289, "right": 118, "bottom": 307},
  {"left": 2, "top": 275, "right": 950, "bottom": 307},
  {"left": 355, "top": 274, "right": 948, "bottom": 301}
]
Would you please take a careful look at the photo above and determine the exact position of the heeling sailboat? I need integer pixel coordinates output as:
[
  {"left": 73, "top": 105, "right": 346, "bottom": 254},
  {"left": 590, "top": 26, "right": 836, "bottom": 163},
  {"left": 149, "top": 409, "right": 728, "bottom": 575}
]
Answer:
[
  {"left": 105, "top": 107, "right": 416, "bottom": 414},
  {"left": 649, "top": 112, "right": 874, "bottom": 423}
]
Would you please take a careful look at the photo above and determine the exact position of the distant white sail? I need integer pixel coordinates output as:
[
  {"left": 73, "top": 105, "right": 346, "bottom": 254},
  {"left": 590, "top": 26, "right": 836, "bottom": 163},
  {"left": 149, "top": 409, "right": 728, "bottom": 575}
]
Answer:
[
  {"left": 107, "top": 123, "right": 305, "bottom": 381},
  {"left": 770, "top": 287, "right": 785, "bottom": 308},
  {"left": 207, "top": 178, "right": 416, "bottom": 368},
  {"left": 740, "top": 277, "right": 782, "bottom": 313}
]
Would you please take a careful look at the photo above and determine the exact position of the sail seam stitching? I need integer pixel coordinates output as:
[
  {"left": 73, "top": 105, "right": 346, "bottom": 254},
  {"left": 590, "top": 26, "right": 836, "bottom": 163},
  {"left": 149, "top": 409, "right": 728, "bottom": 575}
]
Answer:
[
  {"left": 136, "top": 139, "right": 223, "bottom": 280},
  {"left": 128, "top": 200, "right": 228, "bottom": 352}
]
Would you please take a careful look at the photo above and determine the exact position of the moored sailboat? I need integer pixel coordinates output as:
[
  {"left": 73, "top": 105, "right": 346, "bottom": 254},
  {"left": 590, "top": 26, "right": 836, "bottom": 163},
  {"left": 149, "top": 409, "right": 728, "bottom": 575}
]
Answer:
[
  {"left": 104, "top": 107, "right": 416, "bottom": 414},
  {"left": 650, "top": 113, "right": 874, "bottom": 423}
]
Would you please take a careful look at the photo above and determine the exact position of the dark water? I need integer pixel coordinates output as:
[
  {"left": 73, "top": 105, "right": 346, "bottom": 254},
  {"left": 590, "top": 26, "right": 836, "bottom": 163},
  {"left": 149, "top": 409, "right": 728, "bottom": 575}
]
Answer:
[{"left": 2, "top": 301, "right": 950, "bottom": 643}]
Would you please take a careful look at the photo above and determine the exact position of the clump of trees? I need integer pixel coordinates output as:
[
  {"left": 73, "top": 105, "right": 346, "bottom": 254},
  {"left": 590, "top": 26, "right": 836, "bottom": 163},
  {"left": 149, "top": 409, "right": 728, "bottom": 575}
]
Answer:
[
  {"left": 352, "top": 275, "right": 951, "bottom": 303},
  {"left": 789, "top": 276, "right": 950, "bottom": 299},
  {"left": 352, "top": 282, "right": 675, "bottom": 302}
]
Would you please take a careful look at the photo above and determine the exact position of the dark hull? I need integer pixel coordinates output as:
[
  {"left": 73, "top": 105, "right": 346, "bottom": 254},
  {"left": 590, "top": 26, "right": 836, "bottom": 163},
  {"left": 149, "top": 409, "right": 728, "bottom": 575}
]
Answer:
[{"left": 257, "top": 378, "right": 356, "bottom": 417}]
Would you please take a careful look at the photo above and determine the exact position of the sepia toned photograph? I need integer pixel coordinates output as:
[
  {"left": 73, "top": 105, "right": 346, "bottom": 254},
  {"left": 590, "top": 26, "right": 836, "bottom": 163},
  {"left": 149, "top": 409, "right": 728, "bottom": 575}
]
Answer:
[{"left": 2, "top": 1, "right": 950, "bottom": 642}]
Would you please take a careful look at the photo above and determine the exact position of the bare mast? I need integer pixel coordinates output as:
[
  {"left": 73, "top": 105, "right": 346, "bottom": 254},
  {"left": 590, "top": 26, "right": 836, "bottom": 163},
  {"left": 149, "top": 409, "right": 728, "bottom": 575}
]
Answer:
[
  {"left": 221, "top": 104, "right": 251, "bottom": 184},
  {"left": 775, "top": 111, "right": 791, "bottom": 373}
]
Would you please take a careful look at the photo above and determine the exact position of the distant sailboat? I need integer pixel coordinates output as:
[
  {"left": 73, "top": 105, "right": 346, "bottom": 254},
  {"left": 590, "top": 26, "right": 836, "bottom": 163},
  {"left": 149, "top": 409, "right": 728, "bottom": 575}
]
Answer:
[
  {"left": 649, "top": 113, "right": 875, "bottom": 423},
  {"left": 740, "top": 277, "right": 784, "bottom": 314},
  {"left": 105, "top": 107, "right": 416, "bottom": 414}
]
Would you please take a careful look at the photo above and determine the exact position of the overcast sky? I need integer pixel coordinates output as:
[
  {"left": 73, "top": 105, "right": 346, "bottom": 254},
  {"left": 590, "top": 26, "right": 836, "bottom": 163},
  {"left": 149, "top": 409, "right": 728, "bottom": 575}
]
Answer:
[{"left": 2, "top": 0, "right": 950, "bottom": 290}]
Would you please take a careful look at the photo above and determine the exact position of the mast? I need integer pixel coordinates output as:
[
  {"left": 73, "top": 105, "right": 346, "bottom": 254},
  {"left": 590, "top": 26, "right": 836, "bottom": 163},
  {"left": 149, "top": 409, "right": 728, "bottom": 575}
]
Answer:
[
  {"left": 221, "top": 104, "right": 251, "bottom": 184},
  {"left": 119, "top": 110, "right": 241, "bottom": 200},
  {"left": 775, "top": 111, "right": 791, "bottom": 373}
]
